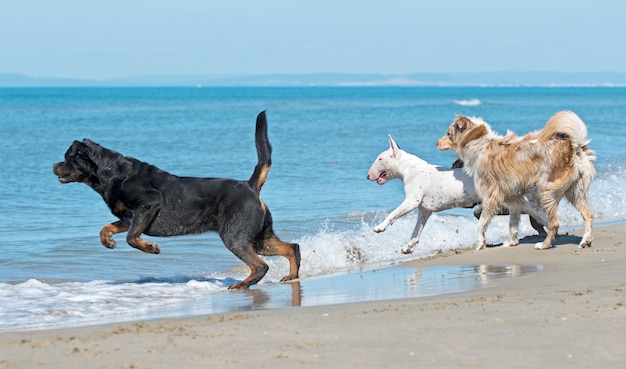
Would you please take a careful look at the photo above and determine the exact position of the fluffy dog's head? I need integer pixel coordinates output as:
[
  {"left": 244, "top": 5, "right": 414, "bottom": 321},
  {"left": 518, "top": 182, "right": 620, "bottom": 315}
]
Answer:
[
  {"left": 367, "top": 135, "right": 402, "bottom": 185},
  {"left": 436, "top": 115, "right": 490, "bottom": 153}
]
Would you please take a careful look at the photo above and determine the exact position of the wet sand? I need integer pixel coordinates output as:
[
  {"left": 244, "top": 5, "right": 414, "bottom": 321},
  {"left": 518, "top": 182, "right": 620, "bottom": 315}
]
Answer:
[{"left": 1, "top": 224, "right": 625, "bottom": 368}]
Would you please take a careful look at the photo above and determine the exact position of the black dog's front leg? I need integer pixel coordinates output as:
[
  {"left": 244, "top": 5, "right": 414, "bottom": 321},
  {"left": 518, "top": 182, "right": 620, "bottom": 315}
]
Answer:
[{"left": 126, "top": 202, "right": 161, "bottom": 254}]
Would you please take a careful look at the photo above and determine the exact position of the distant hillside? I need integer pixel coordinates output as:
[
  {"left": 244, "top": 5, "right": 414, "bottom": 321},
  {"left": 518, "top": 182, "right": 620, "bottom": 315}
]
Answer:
[{"left": 2, "top": 72, "right": 626, "bottom": 87}]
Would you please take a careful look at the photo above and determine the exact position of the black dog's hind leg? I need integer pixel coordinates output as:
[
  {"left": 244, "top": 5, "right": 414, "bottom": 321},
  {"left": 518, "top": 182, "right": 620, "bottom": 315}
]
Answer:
[
  {"left": 258, "top": 232, "right": 300, "bottom": 282},
  {"left": 227, "top": 240, "right": 270, "bottom": 289}
]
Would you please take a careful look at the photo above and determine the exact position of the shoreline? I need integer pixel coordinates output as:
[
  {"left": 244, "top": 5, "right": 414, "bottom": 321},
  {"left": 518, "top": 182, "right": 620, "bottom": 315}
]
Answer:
[{"left": 1, "top": 224, "right": 624, "bottom": 368}]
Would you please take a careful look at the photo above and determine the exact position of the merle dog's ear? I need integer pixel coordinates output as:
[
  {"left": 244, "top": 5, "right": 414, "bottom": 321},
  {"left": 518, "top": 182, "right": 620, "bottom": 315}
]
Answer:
[{"left": 454, "top": 116, "right": 472, "bottom": 133}]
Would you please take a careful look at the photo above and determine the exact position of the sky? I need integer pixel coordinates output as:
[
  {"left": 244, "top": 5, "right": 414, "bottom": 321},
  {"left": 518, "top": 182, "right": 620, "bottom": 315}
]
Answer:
[{"left": 2, "top": 0, "right": 625, "bottom": 80}]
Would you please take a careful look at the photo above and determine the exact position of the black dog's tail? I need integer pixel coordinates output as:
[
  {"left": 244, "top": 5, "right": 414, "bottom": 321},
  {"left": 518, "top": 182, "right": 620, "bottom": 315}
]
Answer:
[{"left": 248, "top": 111, "right": 272, "bottom": 194}]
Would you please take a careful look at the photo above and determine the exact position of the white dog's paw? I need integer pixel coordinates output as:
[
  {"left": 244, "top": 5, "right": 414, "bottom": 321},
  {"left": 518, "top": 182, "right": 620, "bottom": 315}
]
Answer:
[
  {"left": 373, "top": 224, "right": 387, "bottom": 233},
  {"left": 401, "top": 246, "right": 414, "bottom": 254},
  {"left": 475, "top": 242, "right": 486, "bottom": 251}
]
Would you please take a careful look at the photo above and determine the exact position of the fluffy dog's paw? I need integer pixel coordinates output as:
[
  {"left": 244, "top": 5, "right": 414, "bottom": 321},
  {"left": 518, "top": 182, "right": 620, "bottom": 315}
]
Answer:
[
  {"left": 475, "top": 243, "right": 486, "bottom": 251},
  {"left": 578, "top": 238, "right": 592, "bottom": 248},
  {"left": 401, "top": 246, "right": 414, "bottom": 254},
  {"left": 503, "top": 240, "right": 519, "bottom": 247},
  {"left": 534, "top": 241, "right": 552, "bottom": 250}
]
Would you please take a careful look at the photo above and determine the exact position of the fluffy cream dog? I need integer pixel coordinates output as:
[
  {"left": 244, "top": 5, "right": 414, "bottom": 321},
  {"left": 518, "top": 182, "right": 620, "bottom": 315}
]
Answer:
[{"left": 436, "top": 111, "right": 595, "bottom": 250}]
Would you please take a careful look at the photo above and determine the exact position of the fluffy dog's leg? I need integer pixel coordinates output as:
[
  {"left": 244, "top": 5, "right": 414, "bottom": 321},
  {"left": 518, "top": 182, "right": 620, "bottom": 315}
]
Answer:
[
  {"left": 374, "top": 199, "right": 419, "bottom": 233},
  {"left": 536, "top": 190, "right": 563, "bottom": 250},
  {"left": 504, "top": 203, "right": 521, "bottom": 247},
  {"left": 476, "top": 202, "right": 496, "bottom": 251},
  {"left": 566, "top": 190, "right": 594, "bottom": 248},
  {"left": 99, "top": 221, "right": 128, "bottom": 249},
  {"left": 402, "top": 208, "right": 432, "bottom": 254}
]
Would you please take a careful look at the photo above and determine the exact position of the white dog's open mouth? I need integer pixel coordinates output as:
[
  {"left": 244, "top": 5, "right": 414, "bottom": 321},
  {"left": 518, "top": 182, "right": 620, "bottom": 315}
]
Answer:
[{"left": 376, "top": 171, "right": 387, "bottom": 184}]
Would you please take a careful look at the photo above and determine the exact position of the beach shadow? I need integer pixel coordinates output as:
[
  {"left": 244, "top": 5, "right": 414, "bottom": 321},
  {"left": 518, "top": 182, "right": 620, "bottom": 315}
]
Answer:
[
  {"left": 127, "top": 275, "right": 225, "bottom": 285},
  {"left": 485, "top": 232, "right": 583, "bottom": 249}
]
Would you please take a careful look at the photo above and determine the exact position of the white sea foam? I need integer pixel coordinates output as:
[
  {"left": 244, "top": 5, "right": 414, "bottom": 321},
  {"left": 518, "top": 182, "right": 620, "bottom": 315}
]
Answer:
[{"left": 453, "top": 98, "right": 481, "bottom": 106}]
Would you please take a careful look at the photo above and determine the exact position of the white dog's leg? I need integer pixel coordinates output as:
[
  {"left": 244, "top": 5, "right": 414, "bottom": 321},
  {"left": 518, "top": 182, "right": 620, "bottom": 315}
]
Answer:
[
  {"left": 402, "top": 208, "right": 432, "bottom": 254},
  {"left": 373, "top": 199, "right": 419, "bottom": 233},
  {"left": 504, "top": 204, "right": 521, "bottom": 247}
]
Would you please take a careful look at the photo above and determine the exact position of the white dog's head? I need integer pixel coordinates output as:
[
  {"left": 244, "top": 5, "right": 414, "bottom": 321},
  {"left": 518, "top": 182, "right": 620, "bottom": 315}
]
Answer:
[{"left": 367, "top": 135, "right": 402, "bottom": 185}]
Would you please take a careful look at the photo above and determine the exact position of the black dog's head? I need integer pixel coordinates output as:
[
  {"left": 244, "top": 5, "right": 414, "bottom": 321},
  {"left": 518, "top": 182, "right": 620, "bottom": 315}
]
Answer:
[
  {"left": 54, "top": 138, "right": 136, "bottom": 190},
  {"left": 53, "top": 138, "right": 130, "bottom": 189},
  {"left": 53, "top": 139, "right": 99, "bottom": 185}
]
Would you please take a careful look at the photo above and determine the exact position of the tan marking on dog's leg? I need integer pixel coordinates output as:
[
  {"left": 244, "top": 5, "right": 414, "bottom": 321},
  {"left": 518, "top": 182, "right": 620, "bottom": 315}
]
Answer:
[
  {"left": 259, "top": 234, "right": 301, "bottom": 282},
  {"left": 228, "top": 250, "right": 269, "bottom": 289},
  {"left": 126, "top": 235, "right": 160, "bottom": 254},
  {"left": 99, "top": 221, "right": 128, "bottom": 249}
]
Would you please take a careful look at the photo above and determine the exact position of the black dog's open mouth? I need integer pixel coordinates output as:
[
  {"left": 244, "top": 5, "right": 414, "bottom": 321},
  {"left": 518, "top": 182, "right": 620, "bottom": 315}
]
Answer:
[
  {"left": 56, "top": 175, "right": 74, "bottom": 184},
  {"left": 53, "top": 164, "right": 75, "bottom": 184}
]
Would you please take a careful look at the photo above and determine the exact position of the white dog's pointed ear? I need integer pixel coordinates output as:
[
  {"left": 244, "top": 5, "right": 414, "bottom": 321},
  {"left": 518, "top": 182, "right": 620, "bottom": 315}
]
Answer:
[{"left": 388, "top": 134, "right": 400, "bottom": 157}]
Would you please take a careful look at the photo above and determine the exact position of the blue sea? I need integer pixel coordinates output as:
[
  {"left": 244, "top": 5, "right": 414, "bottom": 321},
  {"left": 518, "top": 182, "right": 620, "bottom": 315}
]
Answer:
[{"left": 1, "top": 86, "right": 625, "bottom": 331}]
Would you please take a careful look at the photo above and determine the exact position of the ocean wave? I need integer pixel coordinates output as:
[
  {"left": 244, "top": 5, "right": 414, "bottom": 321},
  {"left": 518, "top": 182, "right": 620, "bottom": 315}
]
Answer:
[{"left": 453, "top": 98, "right": 481, "bottom": 106}]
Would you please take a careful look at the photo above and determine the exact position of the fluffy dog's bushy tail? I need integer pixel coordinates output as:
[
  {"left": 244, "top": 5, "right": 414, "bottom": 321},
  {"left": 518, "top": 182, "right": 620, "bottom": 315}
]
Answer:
[
  {"left": 538, "top": 111, "right": 590, "bottom": 151},
  {"left": 249, "top": 111, "right": 272, "bottom": 194},
  {"left": 539, "top": 110, "right": 596, "bottom": 179}
]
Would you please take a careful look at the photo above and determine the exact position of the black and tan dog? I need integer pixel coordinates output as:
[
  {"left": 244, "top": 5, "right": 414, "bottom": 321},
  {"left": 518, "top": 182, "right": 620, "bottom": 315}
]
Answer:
[{"left": 53, "top": 111, "right": 300, "bottom": 289}]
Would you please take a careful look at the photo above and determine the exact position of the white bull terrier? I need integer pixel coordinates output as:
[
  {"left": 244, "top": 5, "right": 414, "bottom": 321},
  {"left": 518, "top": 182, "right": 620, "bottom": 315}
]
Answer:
[{"left": 367, "top": 135, "right": 547, "bottom": 254}]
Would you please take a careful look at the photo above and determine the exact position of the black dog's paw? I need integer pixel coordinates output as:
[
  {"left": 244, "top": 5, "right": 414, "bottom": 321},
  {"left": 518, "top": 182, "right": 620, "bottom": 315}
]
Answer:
[
  {"left": 100, "top": 232, "right": 117, "bottom": 249},
  {"left": 128, "top": 237, "right": 161, "bottom": 254},
  {"left": 143, "top": 242, "right": 161, "bottom": 254}
]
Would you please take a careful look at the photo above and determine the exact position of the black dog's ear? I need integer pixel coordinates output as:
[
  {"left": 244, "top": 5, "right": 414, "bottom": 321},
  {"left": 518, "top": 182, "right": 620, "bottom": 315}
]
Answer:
[
  {"left": 80, "top": 138, "right": 104, "bottom": 161},
  {"left": 82, "top": 138, "right": 100, "bottom": 149}
]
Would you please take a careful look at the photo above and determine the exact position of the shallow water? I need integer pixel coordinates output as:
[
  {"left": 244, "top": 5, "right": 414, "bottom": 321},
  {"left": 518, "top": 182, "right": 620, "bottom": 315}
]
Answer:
[{"left": 5, "top": 263, "right": 544, "bottom": 332}]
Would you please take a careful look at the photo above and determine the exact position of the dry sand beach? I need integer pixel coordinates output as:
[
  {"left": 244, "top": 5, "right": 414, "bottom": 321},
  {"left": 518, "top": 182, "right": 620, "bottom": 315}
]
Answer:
[{"left": 1, "top": 224, "right": 625, "bottom": 369}]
